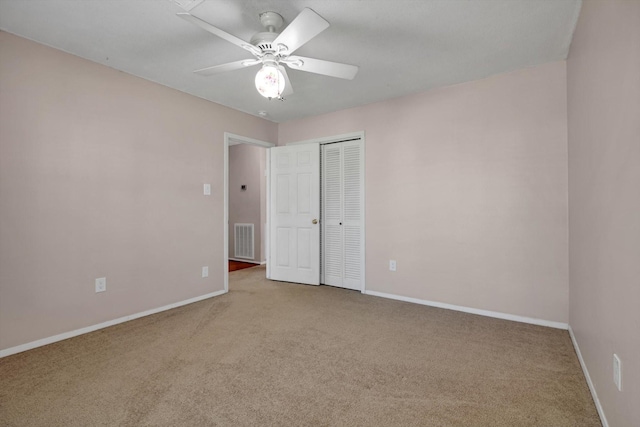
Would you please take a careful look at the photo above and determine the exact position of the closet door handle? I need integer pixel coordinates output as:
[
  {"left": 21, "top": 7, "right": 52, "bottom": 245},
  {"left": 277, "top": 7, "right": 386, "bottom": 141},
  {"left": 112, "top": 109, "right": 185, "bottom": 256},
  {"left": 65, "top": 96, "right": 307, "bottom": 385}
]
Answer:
[{"left": 312, "top": 219, "right": 318, "bottom": 224}]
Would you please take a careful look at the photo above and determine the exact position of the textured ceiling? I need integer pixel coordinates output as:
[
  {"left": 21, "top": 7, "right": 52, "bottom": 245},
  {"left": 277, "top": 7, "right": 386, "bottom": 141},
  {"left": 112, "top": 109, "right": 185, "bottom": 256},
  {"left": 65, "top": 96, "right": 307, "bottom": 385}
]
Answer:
[{"left": 0, "top": 0, "right": 581, "bottom": 123}]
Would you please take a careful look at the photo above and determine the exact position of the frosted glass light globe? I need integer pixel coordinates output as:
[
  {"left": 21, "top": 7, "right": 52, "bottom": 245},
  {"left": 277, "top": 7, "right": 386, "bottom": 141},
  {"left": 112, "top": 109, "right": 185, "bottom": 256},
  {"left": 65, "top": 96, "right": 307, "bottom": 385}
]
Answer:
[{"left": 255, "top": 65, "right": 285, "bottom": 99}]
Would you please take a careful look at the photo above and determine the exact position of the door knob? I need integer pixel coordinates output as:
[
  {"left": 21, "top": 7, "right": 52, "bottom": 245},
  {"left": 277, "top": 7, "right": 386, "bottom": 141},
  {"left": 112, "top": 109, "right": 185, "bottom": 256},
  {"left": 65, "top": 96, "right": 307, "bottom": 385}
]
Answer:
[{"left": 312, "top": 219, "right": 318, "bottom": 224}]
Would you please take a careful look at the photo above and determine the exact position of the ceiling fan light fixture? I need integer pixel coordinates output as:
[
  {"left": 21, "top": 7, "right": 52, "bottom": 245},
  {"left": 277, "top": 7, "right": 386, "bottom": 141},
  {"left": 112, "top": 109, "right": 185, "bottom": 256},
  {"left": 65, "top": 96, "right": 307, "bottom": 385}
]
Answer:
[{"left": 255, "top": 64, "right": 285, "bottom": 99}]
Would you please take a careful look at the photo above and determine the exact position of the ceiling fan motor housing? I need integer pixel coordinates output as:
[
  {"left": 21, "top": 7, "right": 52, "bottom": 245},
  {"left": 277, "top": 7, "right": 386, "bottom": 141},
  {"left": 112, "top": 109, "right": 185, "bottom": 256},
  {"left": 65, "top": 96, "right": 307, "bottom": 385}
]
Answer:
[{"left": 250, "top": 31, "right": 278, "bottom": 53}]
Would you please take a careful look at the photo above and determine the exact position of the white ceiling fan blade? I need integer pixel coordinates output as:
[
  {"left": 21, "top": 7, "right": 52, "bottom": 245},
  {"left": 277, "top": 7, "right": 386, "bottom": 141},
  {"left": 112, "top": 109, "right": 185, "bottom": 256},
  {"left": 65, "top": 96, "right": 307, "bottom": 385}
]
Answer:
[
  {"left": 284, "top": 56, "right": 359, "bottom": 80},
  {"left": 278, "top": 66, "right": 294, "bottom": 97},
  {"left": 273, "top": 8, "right": 329, "bottom": 55},
  {"left": 177, "top": 13, "right": 261, "bottom": 56},
  {"left": 194, "top": 59, "right": 260, "bottom": 76}
]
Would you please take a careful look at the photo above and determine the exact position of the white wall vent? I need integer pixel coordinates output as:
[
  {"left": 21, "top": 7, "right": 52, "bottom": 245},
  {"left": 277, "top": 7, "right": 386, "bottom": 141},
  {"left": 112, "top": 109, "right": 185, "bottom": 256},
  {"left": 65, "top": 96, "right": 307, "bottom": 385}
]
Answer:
[{"left": 234, "top": 223, "right": 255, "bottom": 260}]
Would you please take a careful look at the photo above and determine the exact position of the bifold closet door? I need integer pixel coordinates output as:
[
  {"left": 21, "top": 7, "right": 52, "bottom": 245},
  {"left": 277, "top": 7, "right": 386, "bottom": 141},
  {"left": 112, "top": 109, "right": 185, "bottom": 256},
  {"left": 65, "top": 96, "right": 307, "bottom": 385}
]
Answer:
[{"left": 322, "top": 140, "right": 363, "bottom": 290}]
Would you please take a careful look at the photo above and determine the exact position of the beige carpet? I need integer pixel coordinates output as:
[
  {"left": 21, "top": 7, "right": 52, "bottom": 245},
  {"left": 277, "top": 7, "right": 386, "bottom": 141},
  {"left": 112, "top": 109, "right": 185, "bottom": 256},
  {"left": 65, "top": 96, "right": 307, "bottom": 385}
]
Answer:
[{"left": 0, "top": 266, "right": 600, "bottom": 426}]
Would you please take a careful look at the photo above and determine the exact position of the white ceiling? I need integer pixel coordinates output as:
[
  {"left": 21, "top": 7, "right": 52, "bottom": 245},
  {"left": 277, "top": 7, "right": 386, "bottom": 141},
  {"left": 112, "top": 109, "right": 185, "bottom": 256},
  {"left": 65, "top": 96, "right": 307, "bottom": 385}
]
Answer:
[{"left": 0, "top": 0, "right": 581, "bottom": 123}]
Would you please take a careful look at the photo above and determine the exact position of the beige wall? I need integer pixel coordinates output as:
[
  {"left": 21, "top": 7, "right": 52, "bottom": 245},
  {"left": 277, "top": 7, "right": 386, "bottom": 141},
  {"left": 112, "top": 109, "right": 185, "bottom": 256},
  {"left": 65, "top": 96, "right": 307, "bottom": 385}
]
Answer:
[
  {"left": 0, "top": 32, "right": 277, "bottom": 351},
  {"left": 567, "top": 1, "right": 640, "bottom": 425},
  {"left": 228, "top": 144, "right": 266, "bottom": 262},
  {"left": 0, "top": 31, "right": 571, "bottom": 353},
  {"left": 279, "top": 61, "right": 569, "bottom": 323}
]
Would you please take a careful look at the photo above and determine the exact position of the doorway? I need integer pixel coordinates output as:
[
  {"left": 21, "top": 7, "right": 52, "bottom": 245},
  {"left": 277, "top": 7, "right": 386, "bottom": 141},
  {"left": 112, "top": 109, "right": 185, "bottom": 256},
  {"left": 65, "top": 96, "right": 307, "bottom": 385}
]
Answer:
[{"left": 224, "top": 133, "right": 275, "bottom": 292}]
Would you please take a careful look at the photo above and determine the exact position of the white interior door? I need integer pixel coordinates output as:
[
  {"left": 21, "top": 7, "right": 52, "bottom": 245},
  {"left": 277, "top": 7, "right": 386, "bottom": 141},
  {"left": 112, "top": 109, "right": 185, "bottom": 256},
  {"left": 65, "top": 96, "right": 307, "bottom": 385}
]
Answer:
[{"left": 268, "top": 143, "right": 320, "bottom": 285}]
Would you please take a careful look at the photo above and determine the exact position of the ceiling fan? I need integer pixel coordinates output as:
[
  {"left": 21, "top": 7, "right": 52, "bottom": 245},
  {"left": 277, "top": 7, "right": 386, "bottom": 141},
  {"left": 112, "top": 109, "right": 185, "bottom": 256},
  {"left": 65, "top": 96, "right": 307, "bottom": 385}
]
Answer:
[{"left": 177, "top": 8, "right": 358, "bottom": 99}]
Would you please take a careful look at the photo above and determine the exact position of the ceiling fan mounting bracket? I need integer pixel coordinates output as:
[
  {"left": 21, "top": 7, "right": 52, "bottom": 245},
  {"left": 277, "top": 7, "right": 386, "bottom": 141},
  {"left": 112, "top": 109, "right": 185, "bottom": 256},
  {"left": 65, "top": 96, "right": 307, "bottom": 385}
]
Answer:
[
  {"left": 249, "top": 11, "right": 290, "bottom": 56},
  {"left": 259, "top": 11, "right": 284, "bottom": 33}
]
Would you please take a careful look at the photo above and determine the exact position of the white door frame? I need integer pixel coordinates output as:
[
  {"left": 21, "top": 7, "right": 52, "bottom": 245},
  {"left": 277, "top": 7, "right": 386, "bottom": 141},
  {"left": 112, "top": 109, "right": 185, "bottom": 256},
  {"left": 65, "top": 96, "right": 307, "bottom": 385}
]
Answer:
[
  {"left": 224, "top": 132, "right": 275, "bottom": 292},
  {"left": 284, "top": 131, "right": 366, "bottom": 293}
]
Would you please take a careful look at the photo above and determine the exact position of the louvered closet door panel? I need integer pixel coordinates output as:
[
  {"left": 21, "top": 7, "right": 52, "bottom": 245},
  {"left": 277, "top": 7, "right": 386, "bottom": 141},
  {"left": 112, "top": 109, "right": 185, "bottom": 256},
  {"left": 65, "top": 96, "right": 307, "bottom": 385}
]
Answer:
[
  {"left": 341, "top": 141, "right": 363, "bottom": 290},
  {"left": 322, "top": 144, "right": 343, "bottom": 286},
  {"left": 321, "top": 140, "right": 363, "bottom": 291}
]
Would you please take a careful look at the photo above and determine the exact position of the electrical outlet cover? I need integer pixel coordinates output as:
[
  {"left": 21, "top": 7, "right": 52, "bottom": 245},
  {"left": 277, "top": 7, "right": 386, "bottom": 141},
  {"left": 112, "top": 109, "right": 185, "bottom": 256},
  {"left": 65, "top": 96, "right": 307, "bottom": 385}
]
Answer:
[{"left": 95, "top": 277, "right": 106, "bottom": 293}]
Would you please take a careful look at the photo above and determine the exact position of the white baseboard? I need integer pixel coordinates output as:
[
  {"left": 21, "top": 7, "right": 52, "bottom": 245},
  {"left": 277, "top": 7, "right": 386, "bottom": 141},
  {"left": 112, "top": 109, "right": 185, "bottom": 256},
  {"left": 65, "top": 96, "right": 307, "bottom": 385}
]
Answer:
[
  {"left": 0, "top": 289, "right": 227, "bottom": 359},
  {"left": 568, "top": 326, "right": 609, "bottom": 427},
  {"left": 363, "top": 290, "right": 569, "bottom": 330}
]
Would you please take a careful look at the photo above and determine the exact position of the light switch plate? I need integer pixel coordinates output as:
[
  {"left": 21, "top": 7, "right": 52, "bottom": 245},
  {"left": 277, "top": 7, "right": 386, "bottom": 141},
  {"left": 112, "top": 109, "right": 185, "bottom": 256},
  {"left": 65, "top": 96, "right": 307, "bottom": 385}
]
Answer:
[
  {"left": 203, "top": 184, "right": 211, "bottom": 196},
  {"left": 202, "top": 266, "right": 209, "bottom": 278}
]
